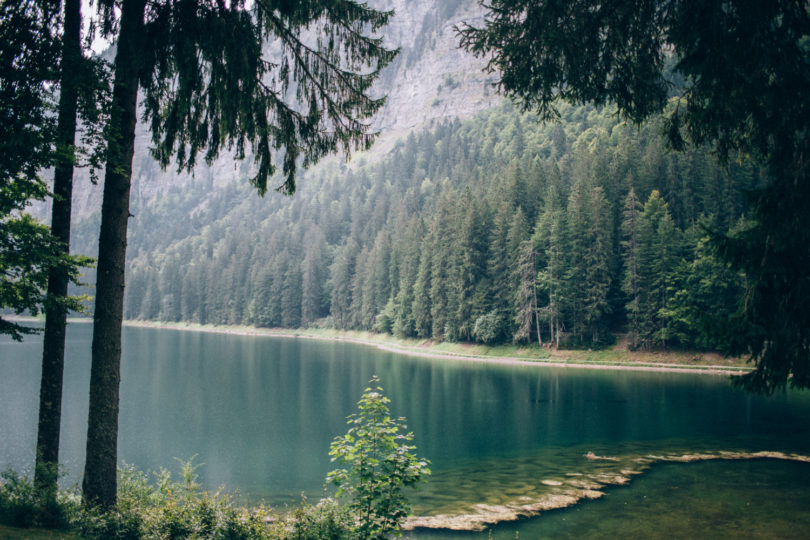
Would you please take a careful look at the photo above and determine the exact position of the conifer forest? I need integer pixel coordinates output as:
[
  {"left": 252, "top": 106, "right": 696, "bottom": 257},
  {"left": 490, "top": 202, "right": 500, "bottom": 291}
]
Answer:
[
  {"left": 2, "top": 0, "right": 810, "bottom": 537},
  {"left": 118, "top": 103, "right": 759, "bottom": 352}
]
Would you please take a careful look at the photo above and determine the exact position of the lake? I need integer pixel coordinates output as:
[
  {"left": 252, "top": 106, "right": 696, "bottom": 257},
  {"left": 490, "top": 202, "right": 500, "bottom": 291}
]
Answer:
[{"left": 2, "top": 322, "right": 810, "bottom": 538}]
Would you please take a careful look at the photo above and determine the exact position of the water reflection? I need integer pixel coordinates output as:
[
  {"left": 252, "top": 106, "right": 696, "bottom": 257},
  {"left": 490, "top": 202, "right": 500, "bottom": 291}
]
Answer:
[{"left": 2, "top": 323, "right": 809, "bottom": 515}]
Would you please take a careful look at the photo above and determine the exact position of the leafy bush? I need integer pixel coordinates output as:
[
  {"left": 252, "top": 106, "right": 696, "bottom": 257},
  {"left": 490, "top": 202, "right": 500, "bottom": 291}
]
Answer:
[
  {"left": 0, "top": 469, "right": 78, "bottom": 530},
  {"left": 267, "top": 497, "right": 354, "bottom": 540},
  {"left": 73, "top": 458, "right": 274, "bottom": 540},
  {"left": 373, "top": 299, "right": 397, "bottom": 334},
  {"left": 327, "top": 376, "right": 430, "bottom": 538},
  {"left": 0, "top": 470, "right": 39, "bottom": 527},
  {"left": 473, "top": 311, "right": 503, "bottom": 344}
]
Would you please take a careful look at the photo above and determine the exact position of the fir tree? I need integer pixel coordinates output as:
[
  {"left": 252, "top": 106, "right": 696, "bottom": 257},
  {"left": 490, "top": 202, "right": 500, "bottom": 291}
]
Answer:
[
  {"left": 621, "top": 188, "right": 643, "bottom": 348},
  {"left": 583, "top": 186, "right": 613, "bottom": 344},
  {"left": 534, "top": 180, "right": 565, "bottom": 347}
]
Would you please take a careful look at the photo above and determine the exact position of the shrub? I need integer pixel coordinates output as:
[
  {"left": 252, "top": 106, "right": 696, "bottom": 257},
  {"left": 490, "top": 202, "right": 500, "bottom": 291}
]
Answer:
[
  {"left": 0, "top": 470, "right": 39, "bottom": 528},
  {"left": 0, "top": 469, "right": 78, "bottom": 530},
  {"left": 473, "top": 311, "right": 503, "bottom": 344},
  {"left": 74, "top": 458, "right": 273, "bottom": 540},
  {"left": 373, "top": 299, "right": 397, "bottom": 334},
  {"left": 327, "top": 376, "right": 430, "bottom": 539},
  {"left": 267, "top": 497, "right": 354, "bottom": 540}
]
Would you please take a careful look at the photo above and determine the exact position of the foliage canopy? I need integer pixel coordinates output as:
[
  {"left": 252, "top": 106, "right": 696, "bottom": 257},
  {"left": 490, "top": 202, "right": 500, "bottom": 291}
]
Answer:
[
  {"left": 0, "top": 0, "right": 92, "bottom": 341},
  {"left": 459, "top": 0, "right": 810, "bottom": 392}
]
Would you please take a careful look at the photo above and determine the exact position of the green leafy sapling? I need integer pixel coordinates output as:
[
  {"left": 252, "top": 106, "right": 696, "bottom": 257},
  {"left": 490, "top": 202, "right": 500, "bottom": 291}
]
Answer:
[{"left": 327, "top": 376, "right": 430, "bottom": 539}]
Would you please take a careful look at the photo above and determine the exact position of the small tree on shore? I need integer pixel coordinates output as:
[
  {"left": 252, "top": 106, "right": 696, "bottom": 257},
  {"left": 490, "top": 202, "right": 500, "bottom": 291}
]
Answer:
[{"left": 327, "top": 376, "right": 430, "bottom": 539}]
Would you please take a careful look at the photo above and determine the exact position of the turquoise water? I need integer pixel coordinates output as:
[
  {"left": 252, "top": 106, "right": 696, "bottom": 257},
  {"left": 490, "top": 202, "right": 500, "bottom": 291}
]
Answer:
[
  {"left": 2, "top": 323, "right": 810, "bottom": 536},
  {"left": 408, "top": 459, "right": 810, "bottom": 539}
]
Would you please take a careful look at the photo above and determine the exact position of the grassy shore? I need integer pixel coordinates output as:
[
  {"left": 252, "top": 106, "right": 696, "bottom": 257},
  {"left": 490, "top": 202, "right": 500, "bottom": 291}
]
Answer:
[
  {"left": 121, "top": 320, "right": 752, "bottom": 375},
  {"left": 0, "top": 524, "right": 79, "bottom": 539}
]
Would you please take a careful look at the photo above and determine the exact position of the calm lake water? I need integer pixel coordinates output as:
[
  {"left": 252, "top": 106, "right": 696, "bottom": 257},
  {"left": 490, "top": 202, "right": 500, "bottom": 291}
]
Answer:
[{"left": 2, "top": 322, "right": 810, "bottom": 538}]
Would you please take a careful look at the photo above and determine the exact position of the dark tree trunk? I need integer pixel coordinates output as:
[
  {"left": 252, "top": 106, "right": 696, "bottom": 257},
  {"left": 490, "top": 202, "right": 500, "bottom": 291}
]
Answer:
[
  {"left": 82, "top": 0, "right": 145, "bottom": 508},
  {"left": 34, "top": 0, "right": 81, "bottom": 495}
]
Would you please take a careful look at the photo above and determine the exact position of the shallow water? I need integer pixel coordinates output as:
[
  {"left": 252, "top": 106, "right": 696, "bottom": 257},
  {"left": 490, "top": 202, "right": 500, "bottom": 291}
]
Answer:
[
  {"left": 407, "top": 458, "right": 810, "bottom": 539},
  {"left": 2, "top": 323, "right": 810, "bottom": 536}
]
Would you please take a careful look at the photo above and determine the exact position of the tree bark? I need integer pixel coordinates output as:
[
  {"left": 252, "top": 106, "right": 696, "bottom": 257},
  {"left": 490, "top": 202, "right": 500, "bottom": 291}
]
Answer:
[
  {"left": 82, "top": 0, "right": 145, "bottom": 508},
  {"left": 35, "top": 0, "right": 81, "bottom": 495}
]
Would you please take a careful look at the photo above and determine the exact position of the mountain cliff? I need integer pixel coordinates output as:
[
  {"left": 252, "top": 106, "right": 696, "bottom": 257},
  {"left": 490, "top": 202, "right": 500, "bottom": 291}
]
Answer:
[{"left": 58, "top": 0, "right": 498, "bottom": 225}]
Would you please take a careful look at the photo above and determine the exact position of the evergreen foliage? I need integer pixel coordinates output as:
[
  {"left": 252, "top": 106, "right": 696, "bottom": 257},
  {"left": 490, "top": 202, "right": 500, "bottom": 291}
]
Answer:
[
  {"left": 114, "top": 103, "right": 757, "bottom": 352},
  {"left": 458, "top": 0, "right": 810, "bottom": 391}
]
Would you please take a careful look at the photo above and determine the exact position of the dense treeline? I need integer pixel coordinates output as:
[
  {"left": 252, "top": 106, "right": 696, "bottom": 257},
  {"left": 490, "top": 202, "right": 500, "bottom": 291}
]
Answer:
[{"left": 121, "top": 103, "right": 761, "bottom": 349}]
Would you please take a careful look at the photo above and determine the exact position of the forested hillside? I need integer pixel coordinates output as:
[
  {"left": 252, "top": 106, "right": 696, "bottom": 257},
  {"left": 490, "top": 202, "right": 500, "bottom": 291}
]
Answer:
[{"left": 118, "top": 102, "right": 760, "bottom": 350}]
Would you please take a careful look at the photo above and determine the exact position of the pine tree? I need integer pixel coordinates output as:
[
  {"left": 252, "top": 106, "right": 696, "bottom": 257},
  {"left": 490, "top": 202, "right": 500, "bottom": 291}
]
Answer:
[
  {"left": 506, "top": 207, "right": 530, "bottom": 341},
  {"left": 583, "top": 186, "right": 613, "bottom": 343},
  {"left": 534, "top": 181, "right": 565, "bottom": 347},
  {"left": 330, "top": 238, "right": 359, "bottom": 329},
  {"left": 450, "top": 191, "right": 488, "bottom": 341},
  {"left": 621, "top": 187, "right": 643, "bottom": 348},
  {"left": 487, "top": 201, "right": 512, "bottom": 330},
  {"left": 301, "top": 228, "right": 329, "bottom": 326},
  {"left": 563, "top": 180, "right": 588, "bottom": 343}
]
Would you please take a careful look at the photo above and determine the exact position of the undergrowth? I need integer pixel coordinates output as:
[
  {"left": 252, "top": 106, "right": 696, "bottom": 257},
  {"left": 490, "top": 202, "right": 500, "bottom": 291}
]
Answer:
[{"left": 0, "top": 461, "right": 355, "bottom": 539}]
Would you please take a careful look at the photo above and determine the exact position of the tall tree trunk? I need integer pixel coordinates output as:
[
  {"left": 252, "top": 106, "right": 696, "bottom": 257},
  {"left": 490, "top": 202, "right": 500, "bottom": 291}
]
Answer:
[
  {"left": 82, "top": 0, "right": 145, "bottom": 508},
  {"left": 35, "top": 0, "right": 81, "bottom": 495}
]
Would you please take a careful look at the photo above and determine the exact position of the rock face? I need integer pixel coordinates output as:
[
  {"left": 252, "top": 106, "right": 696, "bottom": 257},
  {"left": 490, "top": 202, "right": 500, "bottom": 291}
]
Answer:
[
  {"left": 48, "top": 0, "right": 498, "bottom": 225},
  {"left": 367, "top": 0, "right": 499, "bottom": 147}
]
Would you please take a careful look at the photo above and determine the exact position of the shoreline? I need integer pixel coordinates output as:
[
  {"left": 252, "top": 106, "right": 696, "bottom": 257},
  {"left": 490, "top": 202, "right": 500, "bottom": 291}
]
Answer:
[
  {"left": 7, "top": 316, "right": 750, "bottom": 375},
  {"left": 118, "top": 319, "right": 751, "bottom": 376}
]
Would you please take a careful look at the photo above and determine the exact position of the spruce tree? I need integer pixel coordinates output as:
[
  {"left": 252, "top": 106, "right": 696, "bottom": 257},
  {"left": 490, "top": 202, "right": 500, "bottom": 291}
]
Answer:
[
  {"left": 300, "top": 228, "right": 328, "bottom": 326},
  {"left": 487, "top": 201, "right": 512, "bottom": 331},
  {"left": 635, "top": 190, "right": 680, "bottom": 348},
  {"left": 392, "top": 218, "right": 424, "bottom": 338},
  {"left": 429, "top": 194, "right": 456, "bottom": 339},
  {"left": 583, "top": 186, "right": 612, "bottom": 344},
  {"left": 455, "top": 194, "right": 489, "bottom": 341},
  {"left": 330, "top": 238, "right": 359, "bottom": 330},
  {"left": 2, "top": 0, "right": 101, "bottom": 495},
  {"left": 82, "top": 0, "right": 396, "bottom": 507},
  {"left": 411, "top": 227, "right": 433, "bottom": 339},
  {"left": 621, "top": 188, "right": 643, "bottom": 348},
  {"left": 513, "top": 240, "right": 537, "bottom": 344},
  {"left": 563, "top": 180, "right": 588, "bottom": 343},
  {"left": 534, "top": 181, "right": 565, "bottom": 347},
  {"left": 506, "top": 207, "right": 530, "bottom": 342}
]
